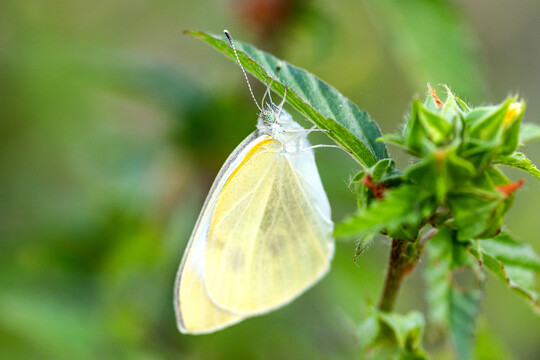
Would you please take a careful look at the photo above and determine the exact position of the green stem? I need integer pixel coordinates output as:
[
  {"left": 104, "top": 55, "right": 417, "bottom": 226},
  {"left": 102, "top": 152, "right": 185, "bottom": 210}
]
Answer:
[{"left": 378, "top": 238, "right": 422, "bottom": 312}]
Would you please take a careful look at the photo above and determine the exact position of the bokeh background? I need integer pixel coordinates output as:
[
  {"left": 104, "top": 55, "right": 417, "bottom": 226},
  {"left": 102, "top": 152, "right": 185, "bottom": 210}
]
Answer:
[{"left": 1, "top": 0, "right": 540, "bottom": 359}]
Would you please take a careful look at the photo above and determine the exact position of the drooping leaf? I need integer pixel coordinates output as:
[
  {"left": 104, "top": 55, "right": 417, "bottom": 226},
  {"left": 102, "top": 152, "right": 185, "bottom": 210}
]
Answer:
[
  {"left": 449, "top": 288, "right": 483, "bottom": 360},
  {"left": 359, "top": 308, "right": 427, "bottom": 360},
  {"left": 425, "top": 227, "right": 483, "bottom": 360},
  {"left": 188, "top": 30, "right": 388, "bottom": 167},
  {"left": 494, "top": 152, "right": 540, "bottom": 181},
  {"left": 335, "top": 185, "right": 434, "bottom": 241},
  {"left": 470, "top": 232, "right": 540, "bottom": 311}
]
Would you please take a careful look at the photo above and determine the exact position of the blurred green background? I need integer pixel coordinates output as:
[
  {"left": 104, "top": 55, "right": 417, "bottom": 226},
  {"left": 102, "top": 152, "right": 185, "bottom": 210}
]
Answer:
[{"left": 1, "top": 0, "right": 539, "bottom": 359}]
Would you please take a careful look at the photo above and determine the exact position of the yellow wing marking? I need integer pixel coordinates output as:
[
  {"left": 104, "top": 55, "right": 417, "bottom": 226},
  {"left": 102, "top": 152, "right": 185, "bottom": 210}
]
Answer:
[{"left": 224, "top": 138, "right": 276, "bottom": 188}]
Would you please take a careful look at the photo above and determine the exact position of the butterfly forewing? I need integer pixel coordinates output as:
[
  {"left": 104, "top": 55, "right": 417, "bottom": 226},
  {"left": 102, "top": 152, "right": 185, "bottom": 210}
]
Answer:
[{"left": 204, "top": 139, "right": 334, "bottom": 315}]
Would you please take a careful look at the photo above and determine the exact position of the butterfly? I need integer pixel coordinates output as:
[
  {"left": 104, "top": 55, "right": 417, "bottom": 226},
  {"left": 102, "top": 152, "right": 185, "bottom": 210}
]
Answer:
[{"left": 174, "top": 31, "right": 335, "bottom": 334}]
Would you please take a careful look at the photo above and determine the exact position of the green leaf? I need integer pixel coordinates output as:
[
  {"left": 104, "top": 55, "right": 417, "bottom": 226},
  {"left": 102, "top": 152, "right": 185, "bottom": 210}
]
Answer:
[
  {"left": 359, "top": 308, "right": 427, "bottom": 360},
  {"left": 406, "top": 149, "right": 475, "bottom": 203},
  {"left": 449, "top": 289, "right": 483, "bottom": 360},
  {"left": 494, "top": 152, "right": 540, "bottom": 181},
  {"left": 447, "top": 186, "right": 509, "bottom": 241},
  {"left": 470, "top": 232, "right": 540, "bottom": 311},
  {"left": 425, "top": 227, "right": 483, "bottom": 360},
  {"left": 500, "top": 101, "right": 525, "bottom": 155},
  {"left": 417, "top": 100, "right": 454, "bottom": 145},
  {"left": 402, "top": 99, "right": 433, "bottom": 156},
  {"left": 353, "top": 232, "right": 376, "bottom": 261},
  {"left": 402, "top": 98, "right": 455, "bottom": 156},
  {"left": 519, "top": 122, "right": 540, "bottom": 145},
  {"left": 348, "top": 159, "right": 402, "bottom": 208},
  {"left": 349, "top": 170, "right": 369, "bottom": 209},
  {"left": 187, "top": 30, "right": 388, "bottom": 167},
  {"left": 336, "top": 185, "right": 434, "bottom": 241},
  {"left": 371, "top": 159, "right": 402, "bottom": 183},
  {"left": 467, "top": 98, "right": 514, "bottom": 142}
]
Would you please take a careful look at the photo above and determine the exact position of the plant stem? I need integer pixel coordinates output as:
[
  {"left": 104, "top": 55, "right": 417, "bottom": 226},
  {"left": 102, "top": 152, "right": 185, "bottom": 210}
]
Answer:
[{"left": 378, "top": 238, "right": 422, "bottom": 312}]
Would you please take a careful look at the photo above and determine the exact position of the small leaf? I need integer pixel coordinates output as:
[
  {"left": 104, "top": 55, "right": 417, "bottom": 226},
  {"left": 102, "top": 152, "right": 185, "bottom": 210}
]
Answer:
[
  {"left": 336, "top": 185, "right": 434, "bottom": 241},
  {"left": 403, "top": 98, "right": 453, "bottom": 153},
  {"left": 188, "top": 30, "right": 388, "bottom": 167},
  {"left": 425, "top": 227, "right": 483, "bottom": 360},
  {"left": 470, "top": 232, "right": 540, "bottom": 310},
  {"left": 353, "top": 232, "right": 376, "bottom": 261},
  {"left": 359, "top": 308, "right": 427, "bottom": 360},
  {"left": 348, "top": 159, "right": 402, "bottom": 209},
  {"left": 494, "top": 152, "right": 540, "bottom": 181},
  {"left": 403, "top": 99, "right": 432, "bottom": 156},
  {"left": 447, "top": 186, "right": 509, "bottom": 241},
  {"left": 406, "top": 149, "right": 475, "bottom": 203},
  {"left": 467, "top": 98, "right": 514, "bottom": 142},
  {"left": 349, "top": 170, "right": 369, "bottom": 209},
  {"left": 371, "top": 159, "right": 401, "bottom": 183},
  {"left": 417, "top": 101, "right": 454, "bottom": 145},
  {"left": 500, "top": 101, "right": 525, "bottom": 155}
]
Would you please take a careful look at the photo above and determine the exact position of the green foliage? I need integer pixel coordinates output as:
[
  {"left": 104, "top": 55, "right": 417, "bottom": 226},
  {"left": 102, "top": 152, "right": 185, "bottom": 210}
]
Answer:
[
  {"left": 337, "top": 85, "right": 540, "bottom": 359},
  {"left": 470, "top": 232, "right": 540, "bottom": 310},
  {"left": 188, "top": 29, "right": 540, "bottom": 359},
  {"left": 359, "top": 308, "right": 427, "bottom": 359},
  {"left": 494, "top": 152, "right": 540, "bottom": 180},
  {"left": 188, "top": 30, "right": 388, "bottom": 167},
  {"left": 336, "top": 184, "right": 434, "bottom": 241},
  {"left": 425, "top": 227, "right": 484, "bottom": 360},
  {"left": 5, "top": 1, "right": 540, "bottom": 359}
]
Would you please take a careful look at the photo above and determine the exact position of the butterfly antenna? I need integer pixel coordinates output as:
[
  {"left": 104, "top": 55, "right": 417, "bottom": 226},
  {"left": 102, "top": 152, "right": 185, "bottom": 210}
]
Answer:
[
  {"left": 260, "top": 61, "right": 283, "bottom": 107},
  {"left": 261, "top": 79, "right": 274, "bottom": 108},
  {"left": 224, "top": 30, "right": 262, "bottom": 111}
]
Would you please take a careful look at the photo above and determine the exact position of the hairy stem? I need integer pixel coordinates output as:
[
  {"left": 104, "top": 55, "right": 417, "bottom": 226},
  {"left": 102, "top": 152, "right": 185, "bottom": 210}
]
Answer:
[{"left": 378, "top": 238, "right": 422, "bottom": 312}]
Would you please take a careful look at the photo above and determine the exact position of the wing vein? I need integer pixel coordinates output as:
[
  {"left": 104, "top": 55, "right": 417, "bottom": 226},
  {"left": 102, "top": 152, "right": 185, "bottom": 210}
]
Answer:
[
  {"left": 209, "top": 154, "right": 278, "bottom": 308},
  {"left": 283, "top": 158, "right": 329, "bottom": 262}
]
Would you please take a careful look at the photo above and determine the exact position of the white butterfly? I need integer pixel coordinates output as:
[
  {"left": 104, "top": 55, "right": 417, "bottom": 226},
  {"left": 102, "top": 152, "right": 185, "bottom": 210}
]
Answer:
[{"left": 174, "top": 31, "right": 335, "bottom": 334}]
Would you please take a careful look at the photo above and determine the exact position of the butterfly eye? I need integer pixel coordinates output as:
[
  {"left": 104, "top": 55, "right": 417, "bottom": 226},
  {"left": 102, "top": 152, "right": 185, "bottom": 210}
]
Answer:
[{"left": 263, "top": 112, "right": 275, "bottom": 123}]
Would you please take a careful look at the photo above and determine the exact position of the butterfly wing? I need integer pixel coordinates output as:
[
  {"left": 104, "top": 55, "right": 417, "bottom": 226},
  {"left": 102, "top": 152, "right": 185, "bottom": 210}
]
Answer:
[
  {"left": 204, "top": 140, "right": 334, "bottom": 315},
  {"left": 174, "top": 132, "right": 266, "bottom": 334},
  {"left": 174, "top": 246, "right": 244, "bottom": 334}
]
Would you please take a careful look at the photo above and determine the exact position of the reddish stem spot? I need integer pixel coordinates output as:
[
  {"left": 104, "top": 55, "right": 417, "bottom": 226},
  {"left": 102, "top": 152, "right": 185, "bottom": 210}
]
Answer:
[
  {"left": 496, "top": 179, "right": 525, "bottom": 196},
  {"left": 362, "top": 174, "right": 388, "bottom": 199},
  {"left": 429, "top": 87, "right": 444, "bottom": 108}
]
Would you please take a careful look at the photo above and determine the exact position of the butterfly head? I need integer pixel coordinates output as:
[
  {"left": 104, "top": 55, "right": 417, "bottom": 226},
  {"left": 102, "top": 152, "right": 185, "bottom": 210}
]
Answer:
[
  {"left": 260, "top": 106, "right": 277, "bottom": 124},
  {"left": 259, "top": 104, "right": 292, "bottom": 125}
]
